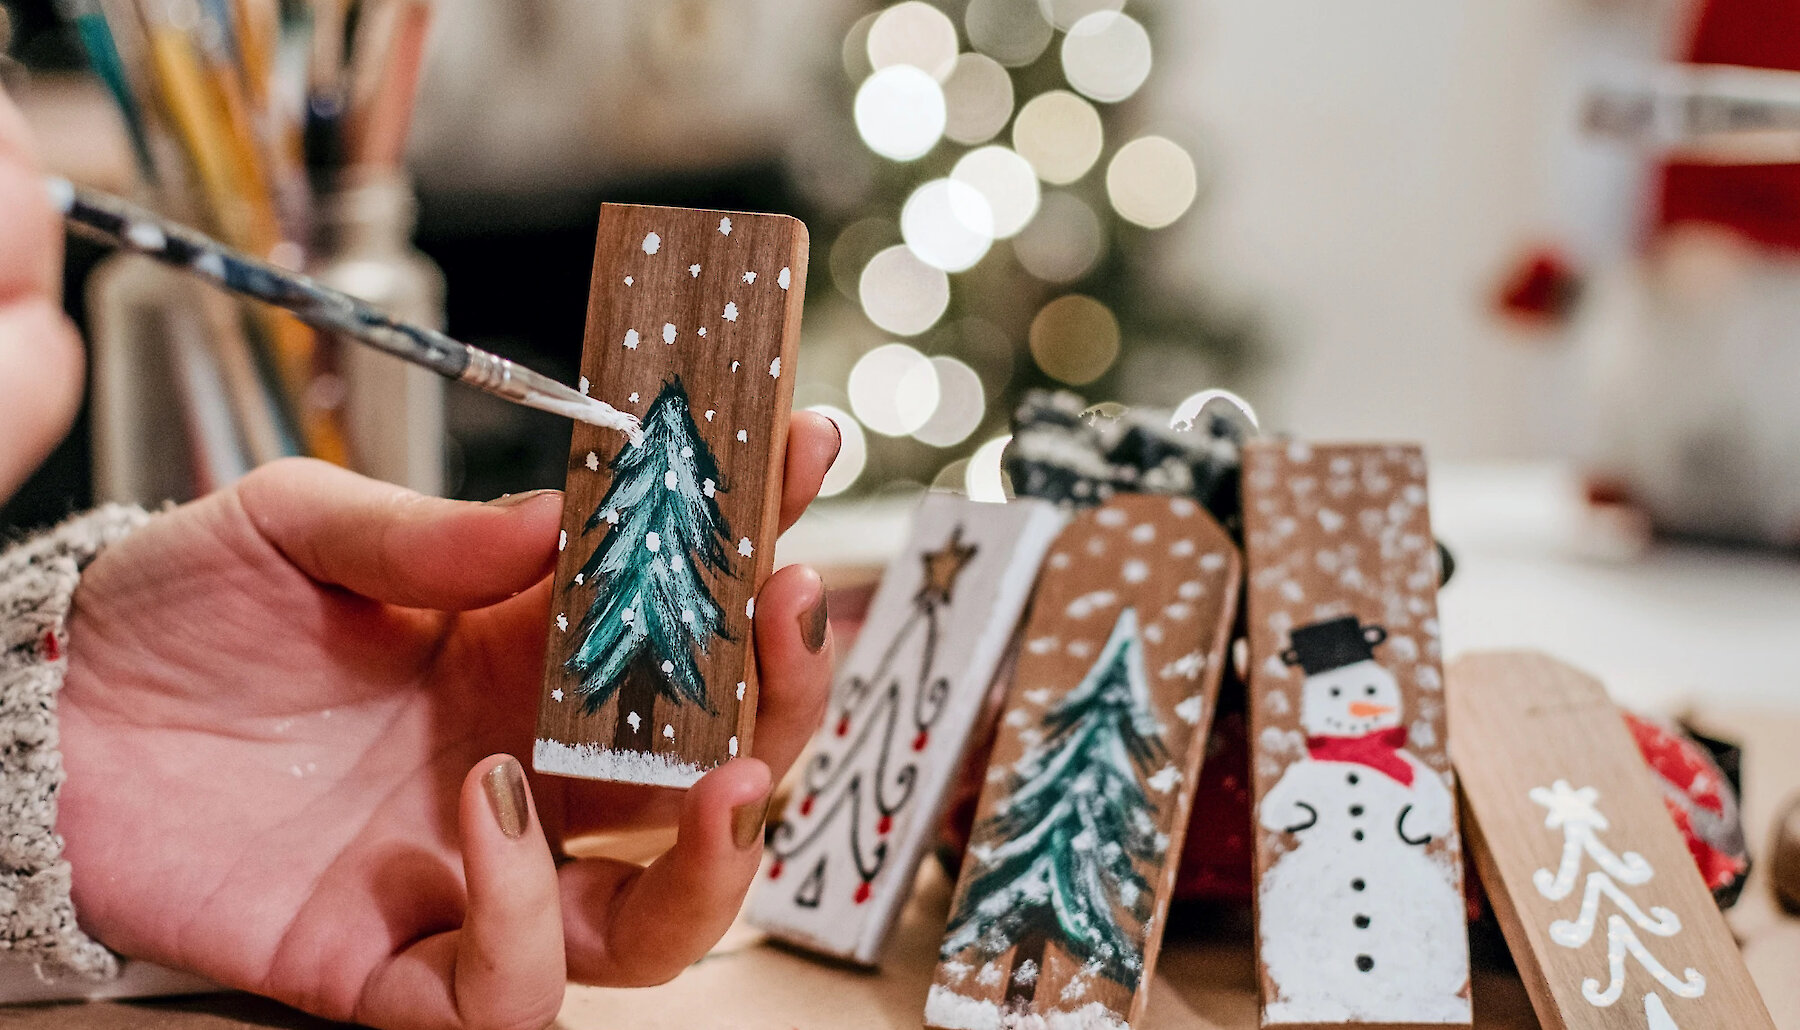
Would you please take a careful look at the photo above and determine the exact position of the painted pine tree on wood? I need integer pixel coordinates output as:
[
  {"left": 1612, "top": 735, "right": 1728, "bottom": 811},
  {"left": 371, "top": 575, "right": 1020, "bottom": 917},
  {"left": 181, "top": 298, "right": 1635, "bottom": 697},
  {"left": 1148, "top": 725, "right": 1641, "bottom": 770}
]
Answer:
[
  {"left": 567, "top": 376, "right": 735, "bottom": 720},
  {"left": 940, "top": 606, "right": 1168, "bottom": 1006}
]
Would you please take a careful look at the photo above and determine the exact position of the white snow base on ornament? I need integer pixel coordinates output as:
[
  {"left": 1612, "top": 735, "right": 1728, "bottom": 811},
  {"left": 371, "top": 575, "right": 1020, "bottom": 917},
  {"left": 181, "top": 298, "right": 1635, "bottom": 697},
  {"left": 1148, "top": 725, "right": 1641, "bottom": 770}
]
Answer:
[
  {"left": 925, "top": 987, "right": 1128, "bottom": 1030},
  {"left": 533, "top": 738, "right": 705, "bottom": 787}
]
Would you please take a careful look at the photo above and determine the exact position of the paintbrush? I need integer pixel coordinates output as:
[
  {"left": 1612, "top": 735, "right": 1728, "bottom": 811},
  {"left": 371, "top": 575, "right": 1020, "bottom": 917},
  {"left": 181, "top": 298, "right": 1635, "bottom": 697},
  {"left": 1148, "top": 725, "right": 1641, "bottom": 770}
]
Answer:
[{"left": 51, "top": 176, "right": 642, "bottom": 441}]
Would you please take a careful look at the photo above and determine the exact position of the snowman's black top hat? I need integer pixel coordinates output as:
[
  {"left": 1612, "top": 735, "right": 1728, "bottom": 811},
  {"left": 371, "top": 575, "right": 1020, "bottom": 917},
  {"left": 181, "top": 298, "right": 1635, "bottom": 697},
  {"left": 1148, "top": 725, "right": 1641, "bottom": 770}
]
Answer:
[{"left": 1280, "top": 615, "right": 1388, "bottom": 676}]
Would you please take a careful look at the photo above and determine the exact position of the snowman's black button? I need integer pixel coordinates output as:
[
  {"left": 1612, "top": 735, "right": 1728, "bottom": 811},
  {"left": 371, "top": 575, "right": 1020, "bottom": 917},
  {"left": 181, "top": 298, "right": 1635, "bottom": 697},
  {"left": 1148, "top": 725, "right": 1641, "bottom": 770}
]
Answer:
[
  {"left": 1353, "top": 830, "right": 1365, "bottom": 841},
  {"left": 1354, "top": 914, "right": 1371, "bottom": 929},
  {"left": 1350, "top": 805, "right": 1364, "bottom": 816},
  {"left": 1356, "top": 954, "right": 1374, "bottom": 972},
  {"left": 1351, "top": 879, "right": 1366, "bottom": 891},
  {"left": 1347, "top": 773, "right": 1360, "bottom": 785}
]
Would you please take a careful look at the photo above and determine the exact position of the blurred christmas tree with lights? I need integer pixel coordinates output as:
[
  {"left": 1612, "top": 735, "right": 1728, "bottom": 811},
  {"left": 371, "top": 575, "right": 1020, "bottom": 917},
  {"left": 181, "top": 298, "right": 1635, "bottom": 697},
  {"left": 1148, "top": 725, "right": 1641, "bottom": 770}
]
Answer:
[{"left": 788, "top": 0, "right": 1261, "bottom": 500}]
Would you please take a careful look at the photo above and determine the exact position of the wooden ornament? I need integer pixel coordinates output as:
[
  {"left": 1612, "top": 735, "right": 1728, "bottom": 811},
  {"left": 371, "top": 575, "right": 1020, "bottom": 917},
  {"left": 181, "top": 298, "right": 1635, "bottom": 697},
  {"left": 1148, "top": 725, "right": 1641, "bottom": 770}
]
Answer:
[
  {"left": 535, "top": 204, "right": 807, "bottom": 787},
  {"left": 1241, "top": 441, "right": 1472, "bottom": 1027},
  {"left": 1449, "top": 652, "right": 1777, "bottom": 1030},
  {"left": 748, "top": 494, "right": 1068, "bottom": 965},
  {"left": 926, "top": 494, "right": 1241, "bottom": 1030}
]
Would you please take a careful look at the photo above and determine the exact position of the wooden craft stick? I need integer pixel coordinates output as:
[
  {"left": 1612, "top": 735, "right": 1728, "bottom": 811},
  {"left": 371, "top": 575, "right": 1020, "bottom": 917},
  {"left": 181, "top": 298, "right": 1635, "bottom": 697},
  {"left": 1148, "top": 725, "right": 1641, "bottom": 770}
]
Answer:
[
  {"left": 535, "top": 204, "right": 807, "bottom": 787},
  {"left": 1449, "top": 652, "right": 1776, "bottom": 1030},
  {"left": 926, "top": 494, "right": 1240, "bottom": 1030},
  {"left": 1242, "top": 441, "right": 1472, "bottom": 1028},
  {"left": 749, "top": 494, "right": 1068, "bottom": 965}
]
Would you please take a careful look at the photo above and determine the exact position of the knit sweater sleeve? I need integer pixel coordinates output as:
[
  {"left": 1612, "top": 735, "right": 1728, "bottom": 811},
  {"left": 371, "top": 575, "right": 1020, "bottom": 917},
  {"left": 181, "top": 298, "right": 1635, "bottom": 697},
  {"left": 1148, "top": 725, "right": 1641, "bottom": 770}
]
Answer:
[{"left": 0, "top": 504, "right": 151, "bottom": 981}]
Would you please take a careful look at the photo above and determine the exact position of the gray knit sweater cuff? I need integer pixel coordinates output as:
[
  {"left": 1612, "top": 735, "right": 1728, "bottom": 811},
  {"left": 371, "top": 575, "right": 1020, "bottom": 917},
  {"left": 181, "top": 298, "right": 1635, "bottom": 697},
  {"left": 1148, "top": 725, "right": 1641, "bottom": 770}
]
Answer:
[{"left": 1, "top": 504, "right": 151, "bottom": 981}]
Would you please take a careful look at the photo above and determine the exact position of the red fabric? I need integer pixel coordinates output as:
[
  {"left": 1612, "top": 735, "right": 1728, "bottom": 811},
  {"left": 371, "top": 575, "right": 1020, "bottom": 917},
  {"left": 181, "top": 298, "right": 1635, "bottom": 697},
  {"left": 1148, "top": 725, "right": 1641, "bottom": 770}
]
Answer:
[
  {"left": 1657, "top": 0, "right": 1800, "bottom": 252},
  {"left": 1622, "top": 711, "right": 1750, "bottom": 897},
  {"left": 1494, "top": 246, "right": 1584, "bottom": 326},
  {"left": 1305, "top": 727, "right": 1414, "bottom": 786}
]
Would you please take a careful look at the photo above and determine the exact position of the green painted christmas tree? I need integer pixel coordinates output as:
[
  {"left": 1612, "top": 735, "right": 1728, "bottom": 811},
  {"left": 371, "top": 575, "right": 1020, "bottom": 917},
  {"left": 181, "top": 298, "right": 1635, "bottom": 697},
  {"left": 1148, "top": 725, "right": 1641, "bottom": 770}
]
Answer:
[
  {"left": 567, "top": 377, "right": 735, "bottom": 715},
  {"left": 940, "top": 606, "right": 1168, "bottom": 1004}
]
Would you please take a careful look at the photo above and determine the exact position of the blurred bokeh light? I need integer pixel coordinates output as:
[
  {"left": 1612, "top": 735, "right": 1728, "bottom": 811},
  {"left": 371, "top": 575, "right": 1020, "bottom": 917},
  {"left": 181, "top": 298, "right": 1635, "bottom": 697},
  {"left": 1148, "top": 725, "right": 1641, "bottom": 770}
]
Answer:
[{"left": 1029, "top": 294, "right": 1120, "bottom": 385}]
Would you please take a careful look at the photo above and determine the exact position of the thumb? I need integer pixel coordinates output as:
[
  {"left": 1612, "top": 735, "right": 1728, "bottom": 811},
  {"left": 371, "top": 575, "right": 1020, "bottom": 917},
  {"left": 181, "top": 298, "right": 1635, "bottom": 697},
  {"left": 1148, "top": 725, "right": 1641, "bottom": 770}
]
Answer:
[
  {"left": 453, "top": 756, "right": 567, "bottom": 1029},
  {"left": 358, "top": 756, "right": 567, "bottom": 1030},
  {"left": 235, "top": 457, "right": 563, "bottom": 610}
]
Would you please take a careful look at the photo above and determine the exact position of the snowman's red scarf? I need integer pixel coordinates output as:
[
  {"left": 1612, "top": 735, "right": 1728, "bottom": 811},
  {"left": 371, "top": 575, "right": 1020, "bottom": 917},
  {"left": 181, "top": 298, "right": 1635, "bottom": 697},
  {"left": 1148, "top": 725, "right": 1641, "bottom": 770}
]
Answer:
[{"left": 1305, "top": 727, "right": 1413, "bottom": 786}]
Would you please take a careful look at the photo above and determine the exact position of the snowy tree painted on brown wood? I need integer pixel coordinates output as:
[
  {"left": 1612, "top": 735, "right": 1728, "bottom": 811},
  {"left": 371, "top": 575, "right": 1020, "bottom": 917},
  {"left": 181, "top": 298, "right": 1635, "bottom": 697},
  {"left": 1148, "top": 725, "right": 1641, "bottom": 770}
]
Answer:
[
  {"left": 536, "top": 204, "right": 806, "bottom": 789},
  {"left": 927, "top": 494, "right": 1240, "bottom": 1030}
]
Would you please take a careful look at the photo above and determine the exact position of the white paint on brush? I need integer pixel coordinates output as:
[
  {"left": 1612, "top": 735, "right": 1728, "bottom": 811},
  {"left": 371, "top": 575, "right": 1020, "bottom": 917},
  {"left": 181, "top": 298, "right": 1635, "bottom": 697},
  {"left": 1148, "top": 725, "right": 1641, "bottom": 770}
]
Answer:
[
  {"left": 623, "top": 329, "right": 639, "bottom": 350},
  {"left": 718, "top": 217, "right": 732, "bottom": 235},
  {"left": 126, "top": 221, "right": 166, "bottom": 249},
  {"left": 723, "top": 302, "right": 739, "bottom": 322},
  {"left": 778, "top": 266, "right": 791, "bottom": 290},
  {"left": 662, "top": 323, "right": 677, "bottom": 344},
  {"left": 642, "top": 232, "right": 661, "bottom": 254},
  {"left": 742, "top": 271, "right": 757, "bottom": 284}
]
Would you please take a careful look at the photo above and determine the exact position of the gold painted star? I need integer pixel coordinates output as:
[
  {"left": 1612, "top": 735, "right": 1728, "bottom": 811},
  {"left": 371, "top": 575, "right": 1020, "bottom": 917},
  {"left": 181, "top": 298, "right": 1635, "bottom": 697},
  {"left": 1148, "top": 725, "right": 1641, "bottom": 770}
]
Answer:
[{"left": 918, "top": 526, "right": 978, "bottom": 607}]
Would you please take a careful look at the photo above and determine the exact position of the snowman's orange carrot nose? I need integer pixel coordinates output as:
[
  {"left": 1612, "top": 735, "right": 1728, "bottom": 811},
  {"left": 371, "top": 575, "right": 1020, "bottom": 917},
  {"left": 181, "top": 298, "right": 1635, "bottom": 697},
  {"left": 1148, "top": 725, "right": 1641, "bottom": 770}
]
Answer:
[{"left": 1349, "top": 702, "right": 1394, "bottom": 718}]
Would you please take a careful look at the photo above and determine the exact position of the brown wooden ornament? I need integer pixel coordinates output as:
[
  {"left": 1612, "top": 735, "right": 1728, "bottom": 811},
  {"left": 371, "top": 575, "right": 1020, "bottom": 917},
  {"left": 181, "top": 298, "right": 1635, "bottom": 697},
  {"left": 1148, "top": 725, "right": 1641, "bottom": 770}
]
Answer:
[
  {"left": 1449, "top": 652, "right": 1777, "bottom": 1030},
  {"left": 1242, "top": 440, "right": 1472, "bottom": 1027},
  {"left": 749, "top": 494, "right": 1068, "bottom": 965},
  {"left": 925, "top": 494, "right": 1240, "bottom": 1030},
  {"left": 534, "top": 204, "right": 807, "bottom": 787}
]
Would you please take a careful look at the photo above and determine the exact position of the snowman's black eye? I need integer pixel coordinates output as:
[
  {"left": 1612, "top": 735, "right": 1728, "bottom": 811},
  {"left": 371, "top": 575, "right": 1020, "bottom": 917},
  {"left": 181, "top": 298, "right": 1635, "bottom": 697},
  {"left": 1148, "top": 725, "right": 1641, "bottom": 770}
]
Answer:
[
  {"left": 1364, "top": 685, "right": 1377, "bottom": 696},
  {"left": 1329, "top": 687, "right": 1341, "bottom": 697}
]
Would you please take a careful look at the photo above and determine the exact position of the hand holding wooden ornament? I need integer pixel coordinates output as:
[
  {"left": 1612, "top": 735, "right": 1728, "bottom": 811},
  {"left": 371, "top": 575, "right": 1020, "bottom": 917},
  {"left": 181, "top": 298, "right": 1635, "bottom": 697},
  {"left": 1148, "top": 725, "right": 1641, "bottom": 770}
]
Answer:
[{"left": 536, "top": 204, "right": 806, "bottom": 787}]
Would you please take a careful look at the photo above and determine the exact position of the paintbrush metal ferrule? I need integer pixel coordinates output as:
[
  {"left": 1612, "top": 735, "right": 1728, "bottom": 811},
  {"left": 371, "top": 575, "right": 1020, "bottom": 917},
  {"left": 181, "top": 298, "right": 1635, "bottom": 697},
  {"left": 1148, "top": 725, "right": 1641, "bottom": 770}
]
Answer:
[
  {"left": 47, "top": 176, "right": 641, "bottom": 439},
  {"left": 461, "top": 349, "right": 644, "bottom": 444}
]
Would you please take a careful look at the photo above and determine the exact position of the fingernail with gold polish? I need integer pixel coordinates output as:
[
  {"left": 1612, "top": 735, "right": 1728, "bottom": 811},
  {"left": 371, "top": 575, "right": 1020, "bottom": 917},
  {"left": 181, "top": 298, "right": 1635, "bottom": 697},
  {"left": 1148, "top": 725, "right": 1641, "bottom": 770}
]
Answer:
[
  {"left": 484, "top": 758, "right": 530, "bottom": 839},
  {"left": 733, "top": 794, "right": 771, "bottom": 851},
  {"left": 800, "top": 591, "right": 829, "bottom": 654},
  {"left": 486, "top": 488, "right": 558, "bottom": 508}
]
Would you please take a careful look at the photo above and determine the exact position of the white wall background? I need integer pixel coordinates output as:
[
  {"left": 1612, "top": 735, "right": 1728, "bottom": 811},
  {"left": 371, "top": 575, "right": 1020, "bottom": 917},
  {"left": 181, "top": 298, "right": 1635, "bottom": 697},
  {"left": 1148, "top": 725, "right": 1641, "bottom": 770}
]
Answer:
[{"left": 1151, "top": 0, "right": 1688, "bottom": 458}]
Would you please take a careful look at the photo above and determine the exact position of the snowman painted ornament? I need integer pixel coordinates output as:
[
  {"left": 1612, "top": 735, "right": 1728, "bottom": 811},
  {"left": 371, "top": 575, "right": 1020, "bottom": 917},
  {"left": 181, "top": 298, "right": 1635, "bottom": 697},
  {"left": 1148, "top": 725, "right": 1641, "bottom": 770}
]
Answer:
[
  {"left": 1243, "top": 441, "right": 1471, "bottom": 1027},
  {"left": 1257, "top": 616, "right": 1465, "bottom": 1022}
]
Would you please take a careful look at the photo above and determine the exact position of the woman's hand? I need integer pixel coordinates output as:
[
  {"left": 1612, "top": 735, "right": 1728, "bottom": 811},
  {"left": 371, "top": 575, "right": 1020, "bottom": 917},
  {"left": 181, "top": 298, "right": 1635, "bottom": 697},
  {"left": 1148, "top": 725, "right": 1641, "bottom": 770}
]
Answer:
[
  {"left": 0, "top": 86, "right": 86, "bottom": 502},
  {"left": 56, "top": 414, "right": 840, "bottom": 1030}
]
